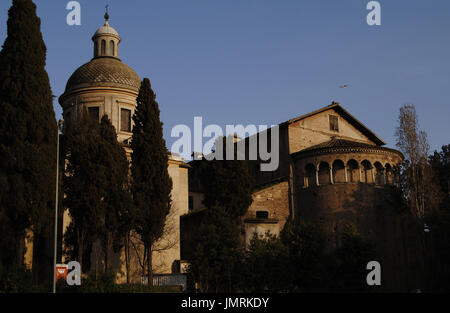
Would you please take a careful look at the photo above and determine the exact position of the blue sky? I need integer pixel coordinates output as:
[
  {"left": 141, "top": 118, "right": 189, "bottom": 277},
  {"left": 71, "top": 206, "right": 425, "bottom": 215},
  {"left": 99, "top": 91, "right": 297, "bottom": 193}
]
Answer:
[{"left": 0, "top": 0, "right": 449, "bottom": 154}]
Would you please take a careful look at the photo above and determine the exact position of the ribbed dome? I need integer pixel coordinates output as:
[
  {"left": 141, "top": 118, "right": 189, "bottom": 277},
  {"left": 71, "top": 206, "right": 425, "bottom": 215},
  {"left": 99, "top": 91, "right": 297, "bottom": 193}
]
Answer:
[{"left": 65, "top": 57, "right": 141, "bottom": 93}]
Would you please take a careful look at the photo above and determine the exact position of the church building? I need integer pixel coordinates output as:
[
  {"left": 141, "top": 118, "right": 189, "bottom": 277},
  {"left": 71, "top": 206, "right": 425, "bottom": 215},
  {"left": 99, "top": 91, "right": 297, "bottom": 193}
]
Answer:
[
  {"left": 58, "top": 13, "right": 189, "bottom": 284},
  {"left": 182, "top": 103, "right": 420, "bottom": 291},
  {"left": 55, "top": 11, "right": 416, "bottom": 291}
]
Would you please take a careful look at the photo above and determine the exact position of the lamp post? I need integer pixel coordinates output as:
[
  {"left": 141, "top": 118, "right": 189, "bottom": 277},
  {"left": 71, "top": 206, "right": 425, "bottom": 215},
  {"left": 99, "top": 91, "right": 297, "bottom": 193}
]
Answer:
[{"left": 53, "top": 119, "right": 64, "bottom": 294}]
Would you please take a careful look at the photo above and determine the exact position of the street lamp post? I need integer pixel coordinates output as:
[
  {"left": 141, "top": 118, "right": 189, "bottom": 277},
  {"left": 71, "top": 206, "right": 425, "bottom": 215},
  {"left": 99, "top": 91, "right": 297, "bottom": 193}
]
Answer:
[{"left": 53, "top": 119, "right": 64, "bottom": 294}]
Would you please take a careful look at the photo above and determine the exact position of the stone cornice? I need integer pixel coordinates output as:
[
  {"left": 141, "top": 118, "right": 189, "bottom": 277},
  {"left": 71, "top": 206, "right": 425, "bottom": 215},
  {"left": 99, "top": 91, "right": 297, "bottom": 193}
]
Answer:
[
  {"left": 244, "top": 218, "right": 279, "bottom": 224},
  {"left": 59, "top": 86, "right": 139, "bottom": 108},
  {"left": 291, "top": 145, "right": 404, "bottom": 160}
]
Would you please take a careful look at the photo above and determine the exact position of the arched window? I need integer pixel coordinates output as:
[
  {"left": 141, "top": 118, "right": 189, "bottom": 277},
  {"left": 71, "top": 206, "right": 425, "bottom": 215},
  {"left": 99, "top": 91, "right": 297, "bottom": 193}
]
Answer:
[
  {"left": 318, "top": 162, "right": 331, "bottom": 185},
  {"left": 374, "top": 162, "right": 385, "bottom": 185},
  {"left": 361, "top": 160, "right": 373, "bottom": 183},
  {"left": 101, "top": 40, "right": 106, "bottom": 55},
  {"left": 109, "top": 40, "right": 115, "bottom": 56},
  {"left": 385, "top": 163, "right": 393, "bottom": 184},
  {"left": 94, "top": 41, "right": 98, "bottom": 57},
  {"left": 332, "top": 160, "right": 346, "bottom": 183},
  {"left": 304, "top": 164, "right": 316, "bottom": 188},
  {"left": 347, "top": 159, "right": 359, "bottom": 183}
]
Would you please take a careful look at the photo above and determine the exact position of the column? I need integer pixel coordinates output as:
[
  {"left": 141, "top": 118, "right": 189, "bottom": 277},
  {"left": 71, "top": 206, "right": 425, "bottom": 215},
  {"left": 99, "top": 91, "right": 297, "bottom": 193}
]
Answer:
[
  {"left": 344, "top": 166, "right": 348, "bottom": 183},
  {"left": 330, "top": 167, "right": 334, "bottom": 184},
  {"left": 316, "top": 169, "right": 319, "bottom": 186}
]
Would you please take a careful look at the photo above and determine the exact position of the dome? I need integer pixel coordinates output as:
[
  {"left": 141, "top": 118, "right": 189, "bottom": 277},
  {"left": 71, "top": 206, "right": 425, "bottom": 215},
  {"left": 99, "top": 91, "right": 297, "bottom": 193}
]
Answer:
[
  {"left": 93, "top": 20, "right": 120, "bottom": 38},
  {"left": 94, "top": 23, "right": 119, "bottom": 37},
  {"left": 64, "top": 57, "right": 141, "bottom": 93},
  {"left": 92, "top": 12, "right": 120, "bottom": 39}
]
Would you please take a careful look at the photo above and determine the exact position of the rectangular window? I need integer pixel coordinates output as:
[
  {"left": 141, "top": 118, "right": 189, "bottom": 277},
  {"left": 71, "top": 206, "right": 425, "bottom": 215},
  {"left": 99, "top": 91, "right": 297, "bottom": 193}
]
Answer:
[
  {"left": 256, "top": 211, "right": 269, "bottom": 219},
  {"left": 88, "top": 106, "right": 99, "bottom": 121},
  {"left": 189, "top": 196, "right": 194, "bottom": 211},
  {"left": 65, "top": 112, "right": 72, "bottom": 130},
  {"left": 121, "top": 109, "right": 131, "bottom": 132},
  {"left": 329, "top": 115, "right": 339, "bottom": 132}
]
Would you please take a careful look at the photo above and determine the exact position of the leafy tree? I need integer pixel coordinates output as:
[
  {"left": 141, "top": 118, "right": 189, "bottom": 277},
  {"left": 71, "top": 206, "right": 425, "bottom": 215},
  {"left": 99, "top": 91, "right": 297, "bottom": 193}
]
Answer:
[
  {"left": 186, "top": 137, "right": 253, "bottom": 292},
  {"left": 131, "top": 78, "right": 172, "bottom": 285},
  {"left": 332, "top": 222, "right": 375, "bottom": 292},
  {"left": 428, "top": 144, "right": 450, "bottom": 291},
  {"left": 395, "top": 105, "right": 442, "bottom": 291},
  {"left": 0, "top": 263, "right": 47, "bottom": 293},
  {"left": 0, "top": 0, "right": 57, "bottom": 282},
  {"left": 280, "top": 219, "right": 332, "bottom": 291},
  {"left": 241, "top": 232, "right": 292, "bottom": 292},
  {"left": 188, "top": 206, "right": 242, "bottom": 292},
  {"left": 395, "top": 104, "right": 440, "bottom": 219},
  {"left": 200, "top": 136, "right": 254, "bottom": 220},
  {"left": 429, "top": 144, "right": 450, "bottom": 201}
]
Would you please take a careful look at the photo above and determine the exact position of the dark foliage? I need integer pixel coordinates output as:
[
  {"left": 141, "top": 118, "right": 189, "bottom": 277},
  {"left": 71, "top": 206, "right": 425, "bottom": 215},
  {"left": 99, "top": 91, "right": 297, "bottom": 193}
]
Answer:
[
  {"left": 63, "top": 113, "right": 131, "bottom": 272},
  {"left": 188, "top": 206, "right": 242, "bottom": 293},
  {"left": 331, "top": 222, "right": 376, "bottom": 292},
  {"left": 240, "top": 232, "right": 292, "bottom": 292},
  {"left": 64, "top": 112, "right": 102, "bottom": 270},
  {"left": 0, "top": 0, "right": 56, "bottom": 282},
  {"left": 429, "top": 144, "right": 450, "bottom": 201},
  {"left": 280, "top": 219, "right": 333, "bottom": 291},
  {"left": 131, "top": 78, "right": 172, "bottom": 283},
  {"left": 428, "top": 144, "right": 450, "bottom": 291},
  {"left": 97, "top": 116, "right": 132, "bottom": 270},
  {"left": 0, "top": 263, "right": 48, "bottom": 293},
  {"left": 199, "top": 137, "right": 254, "bottom": 219},
  {"left": 239, "top": 220, "right": 376, "bottom": 292}
]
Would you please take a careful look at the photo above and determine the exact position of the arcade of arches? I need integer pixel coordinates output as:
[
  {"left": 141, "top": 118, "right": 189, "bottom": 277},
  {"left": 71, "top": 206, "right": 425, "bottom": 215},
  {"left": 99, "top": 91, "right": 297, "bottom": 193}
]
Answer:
[{"left": 294, "top": 149, "right": 403, "bottom": 189}]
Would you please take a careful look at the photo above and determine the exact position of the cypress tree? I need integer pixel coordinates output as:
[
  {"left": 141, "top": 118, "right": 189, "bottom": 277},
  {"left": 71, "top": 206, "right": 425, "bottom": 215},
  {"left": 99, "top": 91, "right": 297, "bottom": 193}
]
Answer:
[
  {"left": 0, "top": 0, "right": 57, "bottom": 281},
  {"left": 97, "top": 115, "right": 132, "bottom": 272},
  {"left": 64, "top": 113, "right": 131, "bottom": 274},
  {"left": 63, "top": 112, "right": 102, "bottom": 272},
  {"left": 131, "top": 78, "right": 172, "bottom": 285}
]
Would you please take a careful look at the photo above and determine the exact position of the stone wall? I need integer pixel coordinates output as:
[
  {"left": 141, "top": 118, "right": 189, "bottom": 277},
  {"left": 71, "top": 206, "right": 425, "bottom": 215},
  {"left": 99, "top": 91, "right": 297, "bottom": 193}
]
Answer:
[
  {"left": 297, "top": 183, "right": 425, "bottom": 291},
  {"left": 243, "top": 180, "right": 291, "bottom": 246},
  {"left": 287, "top": 109, "right": 373, "bottom": 154},
  {"left": 61, "top": 90, "right": 138, "bottom": 144}
]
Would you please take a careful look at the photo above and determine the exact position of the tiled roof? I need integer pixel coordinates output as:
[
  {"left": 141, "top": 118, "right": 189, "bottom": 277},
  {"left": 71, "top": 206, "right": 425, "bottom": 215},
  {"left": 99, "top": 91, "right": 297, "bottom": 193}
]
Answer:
[
  {"left": 301, "top": 138, "right": 377, "bottom": 152},
  {"left": 65, "top": 57, "right": 141, "bottom": 93},
  {"left": 291, "top": 138, "right": 403, "bottom": 158}
]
